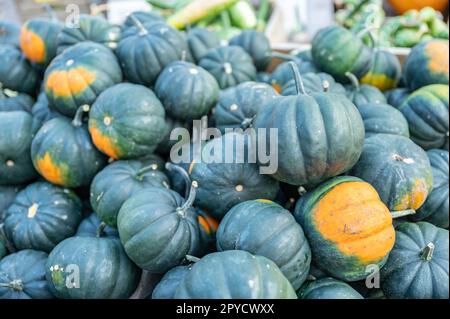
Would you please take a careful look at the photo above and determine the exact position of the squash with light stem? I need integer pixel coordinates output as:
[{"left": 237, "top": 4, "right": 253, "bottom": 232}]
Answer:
[
  {"left": 298, "top": 278, "right": 363, "bottom": 299},
  {"left": 281, "top": 72, "right": 346, "bottom": 96},
  {"left": 76, "top": 213, "right": 118, "bottom": 238},
  {"left": 345, "top": 72, "right": 387, "bottom": 108},
  {"left": 360, "top": 49, "right": 401, "bottom": 91}
]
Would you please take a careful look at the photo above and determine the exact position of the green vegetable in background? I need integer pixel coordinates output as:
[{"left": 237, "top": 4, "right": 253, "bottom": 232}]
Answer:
[
  {"left": 228, "top": 1, "right": 257, "bottom": 29},
  {"left": 431, "top": 18, "right": 450, "bottom": 39}
]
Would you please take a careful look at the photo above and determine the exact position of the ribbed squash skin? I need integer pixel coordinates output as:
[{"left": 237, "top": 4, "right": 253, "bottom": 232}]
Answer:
[
  {"left": 175, "top": 251, "right": 297, "bottom": 299},
  {"left": 357, "top": 103, "right": 410, "bottom": 138},
  {"left": 20, "top": 19, "right": 62, "bottom": 67},
  {"left": 44, "top": 42, "right": 122, "bottom": 117},
  {"left": 360, "top": 49, "right": 401, "bottom": 91},
  {"left": 214, "top": 81, "right": 278, "bottom": 133},
  {"left": 351, "top": 134, "right": 433, "bottom": 211},
  {"left": 399, "top": 84, "right": 449, "bottom": 150},
  {"left": 282, "top": 72, "right": 346, "bottom": 96},
  {"left": 412, "top": 150, "right": 449, "bottom": 228},
  {"left": 311, "top": 26, "right": 373, "bottom": 81},
  {"left": 0, "top": 45, "right": 40, "bottom": 95},
  {"left": 229, "top": 30, "right": 271, "bottom": 71},
  {"left": 152, "top": 265, "right": 191, "bottom": 299},
  {"left": 0, "top": 249, "right": 54, "bottom": 299},
  {"left": 385, "top": 87, "right": 410, "bottom": 109},
  {"left": 187, "top": 27, "right": 220, "bottom": 63},
  {"left": 88, "top": 83, "right": 167, "bottom": 159},
  {"left": 294, "top": 176, "right": 395, "bottom": 281},
  {"left": 4, "top": 182, "right": 83, "bottom": 252},
  {"left": 123, "top": 11, "right": 164, "bottom": 29},
  {"left": 0, "top": 92, "right": 34, "bottom": 113},
  {"left": 116, "top": 21, "right": 187, "bottom": 86},
  {"left": 0, "top": 111, "right": 37, "bottom": 185},
  {"left": 381, "top": 222, "right": 449, "bottom": 299},
  {"left": 0, "top": 21, "right": 20, "bottom": 47},
  {"left": 46, "top": 236, "right": 140, "bottom": 299},
  {"left": 217, "top": 200, "right": 311, "bottom": 290},
  {"left": 298, "top": 278, "right": 364, "bottom": 299},
  {"left": 403, "top": 40, "right": 449, "bottom": 90},
  {"left": 76, "top": 213, "right": 119, "bottom": 238},
  {"left": 31, "top": 92, "right": 61, "bottom": 129},
  {"left": 199, "top": 46, "right": 257, "bottom": 89},
  {"left": 345, "top": 83, "right": 387, "bottom": 108},
  {"left": 57, "top": 15, "right": 121, "bottom": 53}
]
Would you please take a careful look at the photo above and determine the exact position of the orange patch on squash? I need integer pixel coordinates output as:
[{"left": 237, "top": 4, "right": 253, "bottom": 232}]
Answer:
[
  {"left": 425, "top": 41, "right": 449, "bottom": 76},
  {"left": 188, "top": 161, "right": 195, "bottom": 174},
  {"left": 20, "top": 27, "right": 45, "bottom": 63},
  {"left": 312, "top": 181, "right": 395, "bottom": 263},
  {"left": 46, "top": 67, "right": 96, "bottom": 98},
  {"left": 89, "top": 121, "right": 121, "bottom": 159},
  {"left": 34, "top": 152, "right": 65, "bottom": 185},
  {"left": 272, "top": 82, "right": 282, "bottom": 94},
  {"left": 394, "top": 179, "right": 429, "bottom": 211}
]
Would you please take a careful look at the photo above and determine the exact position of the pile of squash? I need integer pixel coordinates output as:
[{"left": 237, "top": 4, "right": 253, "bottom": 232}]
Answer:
[{"left": 0, "top": 11, "right": 448, "bottom": 300}]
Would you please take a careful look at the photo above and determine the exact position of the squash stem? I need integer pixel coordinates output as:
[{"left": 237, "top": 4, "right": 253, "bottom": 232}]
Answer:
[
  {"left": 390, "top": 209, "right": 416, "bottom": 219},
  {"left": 345, "top": 72, "right": 360, "bottom": 90},
  {"left": 288, "top": 61, "right": 307, "bottom": 95},
  {"left": 186, "top": 255, "right": 201, "bottom": 263},
  {"left": 96, "top": 222, "right": 107, "bottom": 238},
  {"left": 0, "top": 280, "right": 23, "bottom": 291},
  {"left": 42, "top": 3, "right": 58, "bottom": 22},
  {"left": 72, "top": 105, "right": 89, "bottom": 127},
  {"left": 135, "top": 164, "right": 159, "bottom": 180},
  {"left": 420, "top": 242, "right": 435, "bottom": 261},
  {"left": 180, "top": 181, "right": 198, "bottom": 211},
  {"left": 241, "top": 116, "right": 255, "bottom": 130},
  {"left": 129, "top": 14, "right": 149, "bottom": 36},
  {"left": 165, "top": 162, "right": 192, "bottom": 198}
]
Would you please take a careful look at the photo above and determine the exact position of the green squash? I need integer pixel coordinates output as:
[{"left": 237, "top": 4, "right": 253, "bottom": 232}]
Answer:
[
  {"left": 0, "top": 45, "right": 40, "bottom": 95},
  {"left": 117, "top": 184, "right": 214, "bottom": 273},
  {"left": 76, "top": 213, "right": 118, "bottom": 238},
  {"left": 229, "top": 30, "right": 271, "bottom": 71},
  {"left": 57, "top": 14, "right": 121, "bottom": 53},
  {"left": 345, "top": 72, "right": 387, "bottom": 108},
  {"left": 360, "top": 49, "right": 401, "bottom": 91},
  {"left": 270, "top": 55, "right": 319, "bottom": 93},
  {"left": 90, "top": 159, "right": 170, "bottom": 228},
  {"left": 31, "top": 107, "right": 107, "bottom": 188},
  {"left": 155, "top": 61, "right": 219, "bottom": 121},
  {"left": 88, "top": 83, "right": 167, "bottom": 159},
  {"left": 254, "top": 62, "right": 365, "bottom": 186},
  {"left": 31, "top": 92, "right": 61, "bottom": 129},
  {"left": 357, "top": 103, "right": 410, "bottom": 138},
  {"left": 0, "top": 21, "right": 20, "bottom": 47},
  {"left": 199, "top": 46, "right": 257, "bottom": 89},
  {"left": 298, "top": 278, "right": 364, "bottom": 299},
  {"left": 381, "top": 222, "right": 449, "bottom": 299},
  {"left": 46, "top": 235, "right": 140, "bottom": 299},
  {"left": 123, "top": 11, "right": 164, "bottom": 29},
  {"left": 152, "top": 265, "right": 191, "bottom": 299},
  {"left": 214, "top": 81, "right": 278, "bottom": 133},
  {"left": 399, "top": 84, "right": 449, "bottom": 150},
  {"left": 0, "top": 185, "right": 22, "bottom": 223},
  {"left": 0, "top": 90, "right": 34, "bottom": 113},
  {"left": 403, "top": 40, "right": 449, "bottom": 90},
  {"left": 4, "top": 181, "right": 83, "bottom": 252},
  {"left": 385, "top": 87, "right": 411, "bottom": 109},
  {"left": 0, "top": 249, "right": 54, "bottom": 299},
  {"left": 20, "top": 18, "right": 62, "bottom": 67},
  {"left": 187, "top": 27, "right": 220, "bottom": 63},
  {"left": 217, "top": 200, "right": 311, "bottom": 290},
  {"left": 175, "top": 251, "right": 297, "bottom": 299},
  {"left": 311, "top": 26, "right": 373, "bottom": 81},
  {"left": 351, "top": 134, "right": 433, "bottom": 212},
  {"left": 294, "top": 176, "right": 396, "bottom": 281},
  {"left": 116, "top": 21, "right": 187, "bottom": 86},
  {"left": 187, "top": 132, "right": 280, "bottom": 219},
  {"left": 0, "top": 111, "right": 37, "bottom": 185},
  {"left": 44, "top": 42, "right": 122, "bottom": 117},
  {"left": 412, "top": 150, "right": 449, "bottom": 228},
  {"left": 281, "top": 72, "right": 346, "bottom": 96}
]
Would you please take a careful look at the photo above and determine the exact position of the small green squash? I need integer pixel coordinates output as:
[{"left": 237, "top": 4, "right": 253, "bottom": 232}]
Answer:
[
  {"left": 311, "top": 26, "right": 373, "bottom": 81},
  {"left": 76, "top": 213, "right": 118, "bottom": 238},
  {"left": 351, "top": 134, "right": 433, "bottom": 212},
  {"left": 412, "top": 150, "right": 449, "bottom": 228},
  {"left": 31, "top": 107, "right": 107, "bottom": 188},
  {"left": 0, "top": 21, "right": 20, "bottom": 47},
  {"left": 399, "top": 84, "right": 449, "bottom": 150},
  {"left": 116, "top": 21, "right": 187, "bottom": 86},
  {"left": 20, "top": 18, "right": 62, "bottom": 67},
  {"left": 229, "top": 30, "right": 271, "bottom": 71},
  {"left": 360, "top": 49, "right": 401, "bottom": 91},
  {"left": 214, "top": 81, "right": 278, "bottom": 133},
  {"left": 123, "top": 11, "right": 164, "bottom": 29},
  {"left": 152, "top": 265, "right": 191, "bottom": 299},
  {"left": 254, "top": 63, "right": 365, "bottom": 186},
  {"left": 345, "top": 72, "right": 387, "bottom": 108},
  {"left": 0, "top": 249, "right": 54, "bottom": 299},
  {"left": 381, "top": 222, "right": 449, "bottom": 299},
  {"left": 175, "top": 251, "right": 297, "bottom": 299},
  {"left": 199, "top": 46, "right": 257, "bottom": 89},
  {"left": 187, "top": 27, "right": 220, "bottom": 63},
  {"left": 0, "top": 185, "right": 22, "bottom": 223},
  {"left": 0, "top": 111, "right": 37, "bottom": 185},
  {"left": 217, "top": 200, "right": 311, "bottom": 290},
  {"left": 403, "top": 40, "right": 449, "bottom": 90},
  {"left": 4, "top": 181, "right": 83, "bottom": 252},
  {"left": 0, "top": 45, "right": 40, "bottom": 95},
  {"left": 90, "top": 159, "right": 170, "bottom": 228},
  {"left": 57, "top": 14, "right": 121, "bottom": 53},
  {"left": 298, "top": 278, "right": 364, "bottom": 299},
  {"left": 0, "top": 90, "right": 34, "bottom": 113},
  {"left": 281, "top": 72, "right": 346, "bottom": 96},
  {"left": 155, "top": 61, "right": 219, "bottom": 121},
  {"left": 88, "top": 83, "right": 167, "bottom": 159},
  {"left": 385, "top": 87, "right": 411, "bottom": 109},
  {"left": 357, "top": 103, "right": 410, "bottom": 138},
  {"left": 46, "top": 235, "right": 140, "bottom": 299},
  {"left": 44, "top": 42, "right": 122, "bottom": 117}
]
